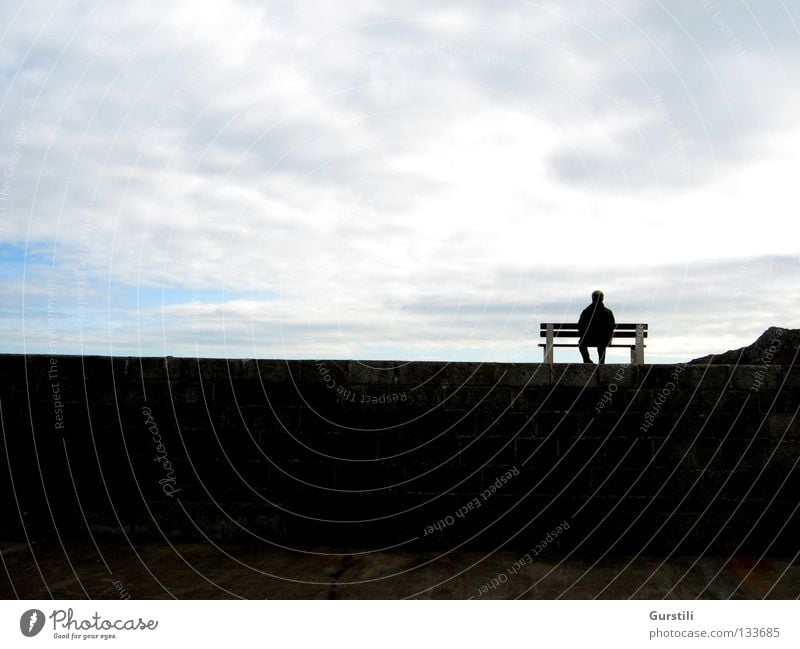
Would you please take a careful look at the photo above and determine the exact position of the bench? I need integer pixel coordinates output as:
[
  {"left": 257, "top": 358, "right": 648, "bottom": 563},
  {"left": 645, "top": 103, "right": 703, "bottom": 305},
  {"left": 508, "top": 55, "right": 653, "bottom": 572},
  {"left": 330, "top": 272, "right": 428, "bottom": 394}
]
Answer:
[{"left": 539, "top": 323, "right": 648, "bottom": 364}]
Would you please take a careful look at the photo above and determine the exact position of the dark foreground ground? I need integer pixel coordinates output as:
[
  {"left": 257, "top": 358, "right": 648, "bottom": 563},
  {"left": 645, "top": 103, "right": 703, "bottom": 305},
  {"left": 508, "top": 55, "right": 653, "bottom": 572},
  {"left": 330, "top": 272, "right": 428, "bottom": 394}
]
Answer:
[{"left": 1, "top": 541, "right": 796, "bottom": 599}]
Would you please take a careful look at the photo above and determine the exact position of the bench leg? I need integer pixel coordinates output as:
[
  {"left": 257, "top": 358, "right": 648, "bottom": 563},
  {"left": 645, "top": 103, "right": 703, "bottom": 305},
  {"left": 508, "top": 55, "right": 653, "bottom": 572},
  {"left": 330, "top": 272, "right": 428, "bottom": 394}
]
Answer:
[
  {"left": 634, "top": 325, "right": 645, "bottom": 364},
  {"left": 544, "top": 324, "right": 554, "bottom": 364}
]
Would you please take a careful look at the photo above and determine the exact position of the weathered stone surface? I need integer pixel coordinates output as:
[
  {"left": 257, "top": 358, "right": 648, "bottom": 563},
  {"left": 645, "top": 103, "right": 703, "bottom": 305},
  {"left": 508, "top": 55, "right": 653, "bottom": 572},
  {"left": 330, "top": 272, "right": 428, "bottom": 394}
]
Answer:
[
  {"left": 0, "top": 355, "right": 795, "bottom": 557},
  {"left": 551, "top": 364, "right": 598, "bottom": 387}
]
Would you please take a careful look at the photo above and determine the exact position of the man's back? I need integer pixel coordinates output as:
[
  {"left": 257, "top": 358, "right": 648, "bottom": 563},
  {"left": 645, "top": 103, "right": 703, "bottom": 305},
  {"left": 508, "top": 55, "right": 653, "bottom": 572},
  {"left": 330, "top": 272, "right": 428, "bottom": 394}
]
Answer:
[{"left": 578, "top": 301, "right": 615, "bottom": 345}]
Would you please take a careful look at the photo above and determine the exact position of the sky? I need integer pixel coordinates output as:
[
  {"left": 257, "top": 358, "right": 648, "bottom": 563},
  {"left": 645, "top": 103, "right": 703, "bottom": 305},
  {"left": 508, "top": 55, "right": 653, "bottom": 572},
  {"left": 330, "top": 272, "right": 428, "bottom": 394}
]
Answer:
[{"left": 0, "top": 0, "right": 798, "bottom": 363}]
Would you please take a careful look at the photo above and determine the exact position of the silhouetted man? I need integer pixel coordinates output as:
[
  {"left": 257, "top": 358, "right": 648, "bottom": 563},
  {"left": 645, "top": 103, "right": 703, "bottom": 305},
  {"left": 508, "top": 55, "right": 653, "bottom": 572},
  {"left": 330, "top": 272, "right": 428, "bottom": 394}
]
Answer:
[{"left": 578, "top": 290, "right": 615, "bottom": 364}]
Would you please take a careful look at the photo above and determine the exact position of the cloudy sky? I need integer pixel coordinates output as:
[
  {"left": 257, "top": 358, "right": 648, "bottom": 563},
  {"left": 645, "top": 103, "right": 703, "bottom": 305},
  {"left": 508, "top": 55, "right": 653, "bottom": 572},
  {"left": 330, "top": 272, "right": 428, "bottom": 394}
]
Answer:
[{"left": 1, "top": 0, "right": 798, "bottom": 363}]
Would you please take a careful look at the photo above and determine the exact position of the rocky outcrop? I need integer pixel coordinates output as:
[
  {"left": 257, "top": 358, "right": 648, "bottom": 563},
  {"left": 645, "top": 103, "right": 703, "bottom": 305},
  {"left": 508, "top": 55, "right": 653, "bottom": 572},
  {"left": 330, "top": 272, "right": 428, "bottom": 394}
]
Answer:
[{"left": 690, "top": 326, "right": 799, "bottom": 365}]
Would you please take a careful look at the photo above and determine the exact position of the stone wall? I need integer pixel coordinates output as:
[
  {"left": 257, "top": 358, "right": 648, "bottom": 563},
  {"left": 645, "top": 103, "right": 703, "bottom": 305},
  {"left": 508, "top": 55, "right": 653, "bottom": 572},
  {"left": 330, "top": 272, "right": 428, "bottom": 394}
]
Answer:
[{"left": 1, "top": 355, "right": 798, "bottom": 554}]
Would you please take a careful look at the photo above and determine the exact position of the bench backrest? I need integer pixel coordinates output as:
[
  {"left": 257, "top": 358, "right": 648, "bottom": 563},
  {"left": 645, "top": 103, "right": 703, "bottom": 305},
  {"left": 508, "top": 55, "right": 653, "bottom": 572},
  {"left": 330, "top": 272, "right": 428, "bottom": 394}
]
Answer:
[{"left": 539, "top": 323, "right": 649, "bottom": 339}]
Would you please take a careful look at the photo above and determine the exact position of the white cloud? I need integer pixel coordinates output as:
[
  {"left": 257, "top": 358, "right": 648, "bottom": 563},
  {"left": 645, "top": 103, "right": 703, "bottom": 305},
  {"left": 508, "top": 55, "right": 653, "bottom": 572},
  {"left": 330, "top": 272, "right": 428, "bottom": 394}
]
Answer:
[{"left": 1, "top": 0, "right": 798, "bottom": 360}]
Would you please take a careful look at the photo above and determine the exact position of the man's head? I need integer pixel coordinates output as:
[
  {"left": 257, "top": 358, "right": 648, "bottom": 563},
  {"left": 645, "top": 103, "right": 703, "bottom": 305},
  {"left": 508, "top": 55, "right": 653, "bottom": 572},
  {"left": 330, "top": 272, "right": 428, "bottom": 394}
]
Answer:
[{"left": 592, "top": 290, "right": 604, "bottom": 303}]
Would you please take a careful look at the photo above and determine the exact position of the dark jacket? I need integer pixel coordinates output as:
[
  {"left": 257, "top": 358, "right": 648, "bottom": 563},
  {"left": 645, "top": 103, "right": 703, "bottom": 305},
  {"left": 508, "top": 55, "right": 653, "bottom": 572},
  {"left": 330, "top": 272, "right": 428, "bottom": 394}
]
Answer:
[{"left": 578, "top": 301, "right": 615, "bottom": 346}]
